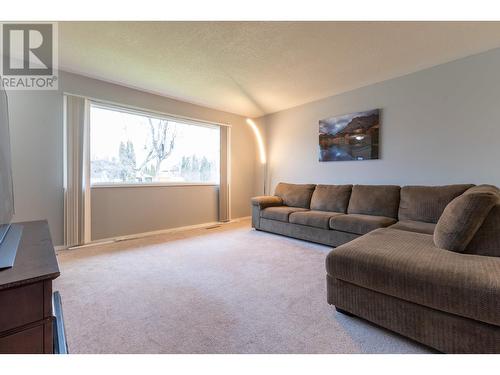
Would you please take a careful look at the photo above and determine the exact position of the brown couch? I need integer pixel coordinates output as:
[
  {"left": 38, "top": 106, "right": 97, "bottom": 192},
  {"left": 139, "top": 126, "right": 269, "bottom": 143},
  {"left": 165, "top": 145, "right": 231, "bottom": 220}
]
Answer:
[{"left": 251, "top": 183, "right": 500, "bottom": 353}]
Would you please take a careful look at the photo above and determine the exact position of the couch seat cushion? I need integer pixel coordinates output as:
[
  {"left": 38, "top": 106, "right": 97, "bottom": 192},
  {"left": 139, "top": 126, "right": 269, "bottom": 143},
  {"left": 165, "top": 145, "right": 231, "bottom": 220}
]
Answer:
[
  {"left": 260, "top": 206, "right": 309, "bottom": 222},
  {"left": 326, "top": 228, "right": 500, "bottom": 326},
  {"left": 329, "top": 214, "right": 396, "bottom": 235},
  {"left": 389, "top": 220, "right": 436, "bottom": 235},
  {"left": 289, "top": 210, "right": 344, "bottom": 229}
]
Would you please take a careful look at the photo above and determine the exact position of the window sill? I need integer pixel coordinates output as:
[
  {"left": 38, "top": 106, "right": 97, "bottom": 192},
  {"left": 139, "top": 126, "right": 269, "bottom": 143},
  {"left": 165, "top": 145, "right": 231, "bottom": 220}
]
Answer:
[{"left": 91, "top": 183, "right": 219, "bottom": 189}]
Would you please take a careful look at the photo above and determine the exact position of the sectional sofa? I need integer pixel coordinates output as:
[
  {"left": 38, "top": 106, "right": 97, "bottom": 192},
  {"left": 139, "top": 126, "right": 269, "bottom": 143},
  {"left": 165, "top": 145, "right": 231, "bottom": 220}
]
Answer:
[{"left": 251, "top": 183, "right": 500, "bottom": 353}]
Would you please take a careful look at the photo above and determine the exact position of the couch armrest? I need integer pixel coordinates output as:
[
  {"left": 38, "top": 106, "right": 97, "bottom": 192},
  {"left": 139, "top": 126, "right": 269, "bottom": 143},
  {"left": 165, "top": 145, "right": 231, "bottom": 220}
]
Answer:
[{"left": 251, "top": 195, "right": 284, "bottom": 209}]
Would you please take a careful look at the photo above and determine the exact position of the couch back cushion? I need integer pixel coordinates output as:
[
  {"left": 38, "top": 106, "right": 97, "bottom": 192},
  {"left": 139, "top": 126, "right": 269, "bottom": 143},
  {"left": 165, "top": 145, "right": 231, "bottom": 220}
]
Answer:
[
  {"left": 274, "top": 183, "right": 316, "bottom": 208},
  {"left": 464, "top": 185, "right": 500, "bottom": 257},
  {"left": 399, "top": 184, "right": 474, "bottom": 223},
  {"left": 433, "top": 185, "right": 498, "bottom": 252},
  {"left": 310, "top": 185, "right": 352, "bottom": 213},
  {"left": 347, "top": 185, "right": 400, "bottom": 218}
]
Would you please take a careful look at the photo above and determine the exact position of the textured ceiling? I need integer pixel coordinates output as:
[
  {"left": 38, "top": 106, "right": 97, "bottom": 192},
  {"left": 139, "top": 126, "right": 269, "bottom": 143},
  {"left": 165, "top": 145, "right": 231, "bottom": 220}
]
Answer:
[{"left": 59, "top": 22, "right": 500, "bottom": 117}]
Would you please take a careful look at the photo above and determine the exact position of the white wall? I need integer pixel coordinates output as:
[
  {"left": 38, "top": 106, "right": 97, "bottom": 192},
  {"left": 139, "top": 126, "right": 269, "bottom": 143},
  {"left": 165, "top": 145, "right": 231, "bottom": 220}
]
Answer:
[
  {"left": 8, "top": 90, "right": 64, "bottom": 243},
  {"left": 8, "top": 71, "right": 259, "bottom": 245},
  {"left": 261, "top": 48, "right": 500, "bottom": 192},
  {"left": 91, "top": 185, "right": 219, "bottom": 240}
]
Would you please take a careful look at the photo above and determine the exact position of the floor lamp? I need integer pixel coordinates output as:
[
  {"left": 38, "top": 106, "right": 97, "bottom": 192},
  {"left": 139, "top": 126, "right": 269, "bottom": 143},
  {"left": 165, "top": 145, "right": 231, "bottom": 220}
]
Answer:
[{"left": 246, "top": 118, "right": 267, "bottom": 195}]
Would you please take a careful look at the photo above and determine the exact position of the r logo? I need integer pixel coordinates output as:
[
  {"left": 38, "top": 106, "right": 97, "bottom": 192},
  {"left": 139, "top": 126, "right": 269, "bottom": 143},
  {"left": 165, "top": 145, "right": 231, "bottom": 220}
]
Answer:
[{"left": 2, "top": 24, "right": 53, "bottom": 76}]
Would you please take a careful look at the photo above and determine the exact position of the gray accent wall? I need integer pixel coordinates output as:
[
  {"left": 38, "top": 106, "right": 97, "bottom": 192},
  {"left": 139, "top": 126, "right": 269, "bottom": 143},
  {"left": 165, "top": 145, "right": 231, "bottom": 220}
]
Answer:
[
  {"left": 8, "top": 71, "right": 258, "bottom": 245},
  {"left": 261, "top": 48, "right": 500, "bottom": 192}
]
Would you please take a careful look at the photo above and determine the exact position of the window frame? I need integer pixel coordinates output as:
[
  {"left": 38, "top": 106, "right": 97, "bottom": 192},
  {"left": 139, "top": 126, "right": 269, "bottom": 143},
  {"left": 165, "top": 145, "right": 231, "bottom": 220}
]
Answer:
[
  {"left": 91, "top": 182, "right": 219, "bottom": 189},
  {"left": 88, "top": 100, "right": 225, "bottom": 188}
]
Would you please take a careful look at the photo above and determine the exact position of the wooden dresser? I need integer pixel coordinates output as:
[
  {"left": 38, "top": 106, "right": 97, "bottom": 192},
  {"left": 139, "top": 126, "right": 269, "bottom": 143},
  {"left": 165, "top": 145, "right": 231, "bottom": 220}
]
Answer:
[{"left": 0, "top": 221, "right": 60, "bottom": 354}]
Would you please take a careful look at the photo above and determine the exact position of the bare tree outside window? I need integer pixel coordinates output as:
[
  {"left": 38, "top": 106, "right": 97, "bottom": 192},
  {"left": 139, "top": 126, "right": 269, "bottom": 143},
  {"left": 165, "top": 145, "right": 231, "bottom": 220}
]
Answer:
[
  {"left": 138, "top": 118, "right": 177, "bottom": 178},
  {"left": 90, "top": 105, "right": 220, "bottom": 185}
]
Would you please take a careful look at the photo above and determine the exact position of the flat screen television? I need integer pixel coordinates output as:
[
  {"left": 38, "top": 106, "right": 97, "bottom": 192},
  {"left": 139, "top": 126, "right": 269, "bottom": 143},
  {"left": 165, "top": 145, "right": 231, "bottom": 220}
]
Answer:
[{"left": 0, "top": 85, "right": 22, "bottom": 270}]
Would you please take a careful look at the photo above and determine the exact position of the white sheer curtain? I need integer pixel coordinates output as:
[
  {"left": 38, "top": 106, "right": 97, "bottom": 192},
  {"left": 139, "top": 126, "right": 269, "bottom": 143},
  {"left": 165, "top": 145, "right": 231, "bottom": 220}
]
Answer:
[{"left": 63, "top": 95, "right": 91, "bottom": 247}]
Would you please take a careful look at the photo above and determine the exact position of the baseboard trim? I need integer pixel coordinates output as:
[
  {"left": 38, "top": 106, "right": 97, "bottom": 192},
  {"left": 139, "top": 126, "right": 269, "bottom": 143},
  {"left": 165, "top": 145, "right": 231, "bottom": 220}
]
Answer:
[
  {"left": 59, "top": 216, "right": 251, "bottom": 251},
  {"left": 228, "top": 216, "right": 251, "bottom": 223}
]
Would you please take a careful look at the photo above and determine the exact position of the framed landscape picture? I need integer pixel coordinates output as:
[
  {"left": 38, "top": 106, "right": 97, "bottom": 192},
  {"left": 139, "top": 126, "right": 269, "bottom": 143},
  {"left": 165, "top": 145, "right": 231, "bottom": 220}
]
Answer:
[{"left": 319, "top": 108, "right": 380, "bottom": 161}]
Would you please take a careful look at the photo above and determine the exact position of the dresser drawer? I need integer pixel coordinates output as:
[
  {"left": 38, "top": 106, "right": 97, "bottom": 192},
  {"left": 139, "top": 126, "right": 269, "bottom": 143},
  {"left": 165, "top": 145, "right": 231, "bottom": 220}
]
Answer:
[
  {"left": 0, "top": 324, "right": 44, "bottom": 354},
  {"left": 0, "top": 282, "right": 45, "bottom": 331},
  {"left": 0, "top": 318, "right": 54, "bottom": 354}
]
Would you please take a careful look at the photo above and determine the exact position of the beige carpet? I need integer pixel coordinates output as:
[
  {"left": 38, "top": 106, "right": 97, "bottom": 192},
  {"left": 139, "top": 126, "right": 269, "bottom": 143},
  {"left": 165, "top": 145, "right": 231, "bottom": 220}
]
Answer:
[{"left": 54, "top": 219, "right": 432, "bottom": 354}]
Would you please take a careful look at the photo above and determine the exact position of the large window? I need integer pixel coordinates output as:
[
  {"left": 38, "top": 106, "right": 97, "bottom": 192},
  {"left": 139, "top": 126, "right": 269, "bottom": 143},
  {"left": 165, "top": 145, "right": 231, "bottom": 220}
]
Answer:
[{"left": 90, "top": 104, "right": 220, "bottom": 185}]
